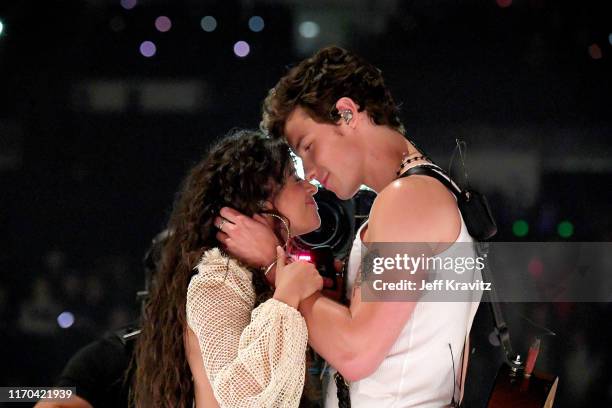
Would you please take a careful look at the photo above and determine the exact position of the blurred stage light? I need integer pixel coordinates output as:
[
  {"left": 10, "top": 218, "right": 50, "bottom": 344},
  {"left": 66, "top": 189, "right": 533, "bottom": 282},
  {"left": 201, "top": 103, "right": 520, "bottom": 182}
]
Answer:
[
  {"left": 109, "top": 16, "right": 126, "bottom": 32},
  {"left": 609, "top": 33, "right": 612, "bottom": 46},
  {"left": 292, "top": 154, "right": 306, "bottom": 180},
  {"left": 0, "top": 20, "right": 4, "bottom": 37},
  {"left": 155, "top": 16, "right": 172, "bottom": 32},
  {"left": 557, "top": 221, "right": 574, "bottom": 238},
  {"left": 233, "top": 41, "right": 250, "bottom": 57},
  {"left": 537, "top": 209, "right": 555, "bottom": 234},
  {"left": 201, "top": 16, "right": 217, "bottom": 32},
  {"left": 588, "top": 44, "right": 602, "bottom": 60},
  {"left": 298, "top": 253, "right": 312, "bottom": 262},
  {"left": 299, "top": 21, "right": 320, "bottom": 39},
  {"left": 57, "top": 311, "right": 75, "bottom": 329},
  {"left": 512, "top": 219, "right": 529, "bottom": 237},
  {"left": 120, "top": 0, "right": 137, "bottom": 10},
  {"left": 496, "top": 0, "right": 512, "bottom": 8},
  {"left": 249, "top": 16, "right": 265, "bottom": 32},
  {"left": 140, "top": 40, "right": 157, "bottom": 57},
  {"left": 528, "top": 257, "right": 544, "bottom": 278}
]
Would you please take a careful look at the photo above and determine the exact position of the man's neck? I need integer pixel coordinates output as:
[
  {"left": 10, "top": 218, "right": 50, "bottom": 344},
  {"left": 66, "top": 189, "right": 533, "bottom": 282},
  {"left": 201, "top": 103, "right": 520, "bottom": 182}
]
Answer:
[{"left": 362, "top": 126, "right": 422, "bottom": 192}]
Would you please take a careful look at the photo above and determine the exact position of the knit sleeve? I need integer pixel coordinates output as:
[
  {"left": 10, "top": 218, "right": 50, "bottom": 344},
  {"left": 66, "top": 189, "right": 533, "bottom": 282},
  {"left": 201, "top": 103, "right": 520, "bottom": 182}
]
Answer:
[{"left": 186, "top": 254, "right": 308, "bottom": 408}]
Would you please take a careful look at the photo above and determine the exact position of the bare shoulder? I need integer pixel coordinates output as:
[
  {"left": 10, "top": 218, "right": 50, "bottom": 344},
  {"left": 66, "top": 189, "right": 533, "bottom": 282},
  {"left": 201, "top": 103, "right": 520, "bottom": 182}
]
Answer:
[{"left": 368, "top": 175, "right": 461, "bottom": 243}]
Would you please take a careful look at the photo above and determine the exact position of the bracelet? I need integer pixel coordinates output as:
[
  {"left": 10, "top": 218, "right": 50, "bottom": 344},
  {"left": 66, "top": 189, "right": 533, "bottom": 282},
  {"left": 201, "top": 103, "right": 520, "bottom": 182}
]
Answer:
[{"left": 262, "top": 259, "right": 278, "bottom": 276}]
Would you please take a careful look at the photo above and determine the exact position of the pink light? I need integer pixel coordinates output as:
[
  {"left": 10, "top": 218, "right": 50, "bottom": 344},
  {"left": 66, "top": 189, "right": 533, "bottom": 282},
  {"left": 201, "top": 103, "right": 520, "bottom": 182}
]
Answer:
[
  {"left": 496, "top": 0, "right": 512, "bottom": 8},
  {"left": 528, "top": 257, "right": 544, "bottom": 278},
  {"left": 298, "top": 254, "right": 312, "bottom": 262},
  {"left": 588, "top": 44, "right": 602, "bottom": 60},
  {"left": 155, "top": 16, "right": 172, "bottom": 32}
]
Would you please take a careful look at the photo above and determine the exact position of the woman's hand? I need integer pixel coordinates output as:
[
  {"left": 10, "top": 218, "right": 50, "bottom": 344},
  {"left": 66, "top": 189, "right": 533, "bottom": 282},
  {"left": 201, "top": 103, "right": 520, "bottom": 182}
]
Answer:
[
  {"left": 214, "top": 207, "right": 279, "bottom": 268},
  {"left": 273, "top": 246, "right": 324, "bottom": 309}
]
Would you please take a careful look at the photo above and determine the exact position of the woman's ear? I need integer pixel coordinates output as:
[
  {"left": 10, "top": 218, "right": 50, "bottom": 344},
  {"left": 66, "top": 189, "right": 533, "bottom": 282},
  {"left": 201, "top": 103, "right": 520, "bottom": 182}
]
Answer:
[{"left": 259, "top": 200, "right": 274, "bottom": 211}]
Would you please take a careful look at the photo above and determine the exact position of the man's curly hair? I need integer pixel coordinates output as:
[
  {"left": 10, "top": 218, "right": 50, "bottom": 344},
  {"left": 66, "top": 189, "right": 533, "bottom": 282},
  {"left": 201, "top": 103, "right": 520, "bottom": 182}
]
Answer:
[
  {"left": 131, "top": 129, "right": 294, "bottom": 408},
  {"left": 261, "top": 46, "right": 405, "bottom": 139}
]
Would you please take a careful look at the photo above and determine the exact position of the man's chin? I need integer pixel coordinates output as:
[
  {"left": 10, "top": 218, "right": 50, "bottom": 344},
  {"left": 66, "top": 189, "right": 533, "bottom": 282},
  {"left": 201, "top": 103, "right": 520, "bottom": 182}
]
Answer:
[{"left": 332, "top": 187, "right": 359, "bottom": 200}]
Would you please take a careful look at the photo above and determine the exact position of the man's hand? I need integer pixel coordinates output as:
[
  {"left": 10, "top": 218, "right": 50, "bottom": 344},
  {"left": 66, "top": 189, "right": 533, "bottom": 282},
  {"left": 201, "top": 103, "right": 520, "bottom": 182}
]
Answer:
[{"left": 214, "top": 207, "right": 279, "bottom": 268}]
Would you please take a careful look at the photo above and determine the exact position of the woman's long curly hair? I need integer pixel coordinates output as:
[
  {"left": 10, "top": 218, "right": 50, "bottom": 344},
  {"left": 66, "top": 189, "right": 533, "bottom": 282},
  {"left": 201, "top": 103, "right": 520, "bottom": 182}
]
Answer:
[{"left": 131, "top": 129, "right": 294, "bottom": 407}]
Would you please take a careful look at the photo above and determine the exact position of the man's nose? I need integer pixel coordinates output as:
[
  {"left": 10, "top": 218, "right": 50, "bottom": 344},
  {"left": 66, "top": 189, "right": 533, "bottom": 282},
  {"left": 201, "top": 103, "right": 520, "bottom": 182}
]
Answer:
[
  {"left": 303, "top": 161, "right": 318, "bottom": 183},
  {"left": 306, "top": 169, "right": 318, "bottom": 183},
  {"left": 300, "top": 156, "right": 316, "bottom": 181},
  {"left": 305, "top": 177, "right": 318, "bottom": 195}
]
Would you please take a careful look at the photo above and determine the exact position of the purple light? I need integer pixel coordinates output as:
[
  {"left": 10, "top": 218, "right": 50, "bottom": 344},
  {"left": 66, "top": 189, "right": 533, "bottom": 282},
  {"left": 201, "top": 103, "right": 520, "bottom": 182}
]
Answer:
[
  {"left": 120, "top": 0, "right": 137, "bottom": 10},
  {"left": 57, "top": 311, "right": 75, "bottom": 329},
  {"left": 233, "top": 41, "right": 250, "bottom": 58},
  {"left": 140, "top": 41, "right": 157, "bottom": 58},
  {"left": 155, "top": 16, "right": 172, "bottom": 32}
]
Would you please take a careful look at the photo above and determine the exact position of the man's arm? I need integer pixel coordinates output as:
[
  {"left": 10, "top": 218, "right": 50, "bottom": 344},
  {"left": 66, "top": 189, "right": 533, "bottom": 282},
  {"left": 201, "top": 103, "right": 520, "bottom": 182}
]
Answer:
[
  {"left": 298, "top": 289, "right": 416, "bottom": 381},
  {"left": 299, "top": 176, "right": 461, "bottom": 381}
]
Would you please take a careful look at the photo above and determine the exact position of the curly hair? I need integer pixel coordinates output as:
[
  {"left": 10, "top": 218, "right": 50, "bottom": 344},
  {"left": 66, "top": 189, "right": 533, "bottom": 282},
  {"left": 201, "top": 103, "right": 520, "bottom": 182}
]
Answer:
[
  {"left": 131, "top": 130, "right": 294, "bottom": 408},
  {"left": 261, "top": 46, "right": 405, "bottom": 139}
]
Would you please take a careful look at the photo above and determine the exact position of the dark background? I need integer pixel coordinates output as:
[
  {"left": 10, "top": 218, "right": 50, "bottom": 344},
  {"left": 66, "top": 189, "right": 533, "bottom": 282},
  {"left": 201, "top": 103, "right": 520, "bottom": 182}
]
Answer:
[{"left": 1, "top": 0, "right": 611, "bottom": 406}]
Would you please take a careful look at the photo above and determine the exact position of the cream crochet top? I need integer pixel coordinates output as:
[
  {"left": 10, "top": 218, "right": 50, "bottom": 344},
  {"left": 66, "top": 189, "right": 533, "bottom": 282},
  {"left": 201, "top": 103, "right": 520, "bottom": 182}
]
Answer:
[{"left": 186, "top": 248, "right": 308, "bottom": 407}]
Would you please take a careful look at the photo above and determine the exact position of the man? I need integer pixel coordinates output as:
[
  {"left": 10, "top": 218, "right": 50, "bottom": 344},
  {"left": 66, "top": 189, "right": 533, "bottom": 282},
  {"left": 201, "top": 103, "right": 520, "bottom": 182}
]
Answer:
[
  {"left": 34, "top": 231, "right": 166, "bottom": 408},
  {"left": 215, "top": 46, "right": 481, "bottom": 407},
  {"left": 33, "top": 324, "right": 137, "bottom": 408}
]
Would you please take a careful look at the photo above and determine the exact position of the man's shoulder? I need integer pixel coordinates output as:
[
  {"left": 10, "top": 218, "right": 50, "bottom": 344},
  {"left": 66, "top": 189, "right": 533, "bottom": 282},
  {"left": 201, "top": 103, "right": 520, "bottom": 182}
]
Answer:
[{"left": 368, "top": 175, "right": 460, "bottom": 242}]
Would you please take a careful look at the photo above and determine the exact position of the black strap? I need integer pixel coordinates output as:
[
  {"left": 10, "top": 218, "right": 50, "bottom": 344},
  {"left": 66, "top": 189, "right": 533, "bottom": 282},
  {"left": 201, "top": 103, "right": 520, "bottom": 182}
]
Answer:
[
  {"left": 398, "top": 164, "right": 462, "bottom": 198},
  {"left": 398, "top": 164, "right": 517, "bottom": 365}
]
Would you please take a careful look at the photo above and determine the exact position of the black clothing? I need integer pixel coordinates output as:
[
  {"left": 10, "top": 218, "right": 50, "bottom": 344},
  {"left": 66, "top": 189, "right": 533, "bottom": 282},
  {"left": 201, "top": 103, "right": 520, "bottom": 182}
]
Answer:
[{"left": 55, "top": 326, "right": 137, "bottom": 408}]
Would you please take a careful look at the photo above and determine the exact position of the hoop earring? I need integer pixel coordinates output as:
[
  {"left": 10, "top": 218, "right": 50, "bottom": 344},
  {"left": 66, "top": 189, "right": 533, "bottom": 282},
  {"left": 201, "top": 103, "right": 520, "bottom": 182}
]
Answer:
[
  {"left": 340, "top": 110, "right": 353, "bottom": 124},
  {"left": 262, "top": 213, "right": 291, "bottom": 248}
]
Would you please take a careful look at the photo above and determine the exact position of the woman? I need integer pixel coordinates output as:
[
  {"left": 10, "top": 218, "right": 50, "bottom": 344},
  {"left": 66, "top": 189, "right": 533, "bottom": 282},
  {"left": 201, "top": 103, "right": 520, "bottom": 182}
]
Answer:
[{"left": 132, "top": 130, "right": 323, "bottom": 407}]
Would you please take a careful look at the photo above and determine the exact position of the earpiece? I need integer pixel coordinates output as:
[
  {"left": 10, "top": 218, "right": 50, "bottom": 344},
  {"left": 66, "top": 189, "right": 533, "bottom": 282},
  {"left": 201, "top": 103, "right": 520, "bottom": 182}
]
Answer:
[{"left": 340, "top": 110, "right": 353, "bottom": 124}]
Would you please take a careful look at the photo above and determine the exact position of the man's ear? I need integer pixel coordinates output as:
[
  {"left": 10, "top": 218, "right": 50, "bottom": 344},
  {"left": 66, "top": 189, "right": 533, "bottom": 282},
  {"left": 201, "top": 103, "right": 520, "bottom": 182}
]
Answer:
[{"left": 335, "top": 97, "right": 360, "bottom": 129}]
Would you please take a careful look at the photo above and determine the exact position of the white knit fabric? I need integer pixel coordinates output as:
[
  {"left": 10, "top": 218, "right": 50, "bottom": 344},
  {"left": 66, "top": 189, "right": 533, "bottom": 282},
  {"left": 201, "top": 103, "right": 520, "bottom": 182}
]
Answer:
[{"left": 186, "top": 248, "right": 308, "bottom": 407}]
